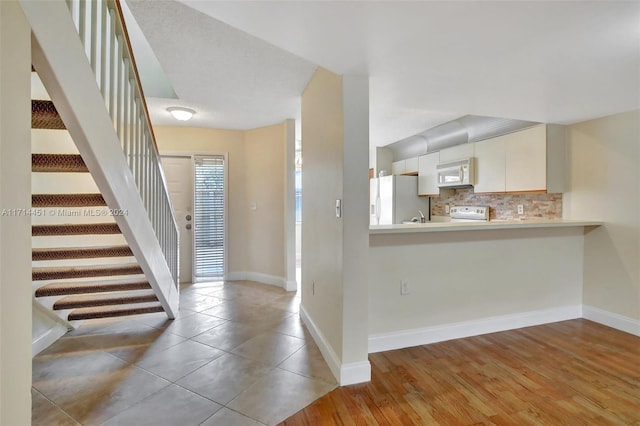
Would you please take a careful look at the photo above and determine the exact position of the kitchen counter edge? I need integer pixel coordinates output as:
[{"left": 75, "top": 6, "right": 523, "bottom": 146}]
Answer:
[{"left": 369, "top": 220, "right": 602, "bottom": 235}]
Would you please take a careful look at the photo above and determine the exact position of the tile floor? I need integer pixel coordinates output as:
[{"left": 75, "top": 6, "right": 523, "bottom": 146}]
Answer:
[{"left": 32, "top": 280, "right": 337, "bottom": 426}]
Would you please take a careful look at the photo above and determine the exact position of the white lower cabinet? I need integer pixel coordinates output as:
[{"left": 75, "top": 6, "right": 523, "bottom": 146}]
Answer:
[{"left": 418, "top": 152, "right": 439, "bottom": 196}]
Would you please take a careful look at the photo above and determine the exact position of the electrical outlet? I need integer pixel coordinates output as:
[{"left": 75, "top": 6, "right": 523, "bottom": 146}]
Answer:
[
  {"left": 517, "top": 205, "right": 524, "bottom": 215},
  {"left": 400, "top": 280, "right": 410, "bottom": 295},
  {"left": 445, "top": 204, "right": 450, "bottom": 214}
]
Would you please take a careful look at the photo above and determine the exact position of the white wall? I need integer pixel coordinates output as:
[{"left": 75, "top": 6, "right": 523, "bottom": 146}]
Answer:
[
  {"left": 0, "top": 1, "right": 32, "bottom": 423},
  {"left": 564, "top": 110, "right": 640, "bottom": 323},
  {"left": 369, "top": 228, "right": 584, "bottom": 351},
  {"left": 301, "top": 68, "right": 370, "bottom": 385}
]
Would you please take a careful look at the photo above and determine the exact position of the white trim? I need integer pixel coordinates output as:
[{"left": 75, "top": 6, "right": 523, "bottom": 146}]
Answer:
[
  {"left": 284, "top": 279, "right": 298, "bottom": 292},
  {"left": 226, "top": 271, "right": 291, "bottom": 291},
  {"left": 368, "top": 305, "right": 582, "bottom": 353},
  {"left": 225, "top": 271, "right": 247, "bottom": 281},
  {"left": 32, "top": 323, "right": 68, "bottom": 357},
  {"left": 583, "top": 305, "right": 640, "bottom": 337},
  {"left": 300, "top": 305, "right": 341, "bottom": 383},
  {"left": 340, "top": 361, "right": 372, "bottom": 386},
  {"left": 284, "top": 120, "right": 297, "bottom": 294},
  {"left": 300, "top": 305, "right": 371, "bottom": 386}
]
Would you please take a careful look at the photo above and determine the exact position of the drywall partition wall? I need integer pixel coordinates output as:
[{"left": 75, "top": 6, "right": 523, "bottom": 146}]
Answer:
[
  {"left": 301, "top": 68, "right": 344, "bottom": 373},
  {"left": 340, "top": 75, "right": 370, "bottom": 378},
  {"left": 564, "top": 110, "right": 640, "bottom": 328},
  {"left": 0, "top": 1, "right": 32, "bottom": 423},
  {"left": 301, "top": 68, "right": 370, "bottom": 385},
  {"left": 154, "top": 127, "right": 248, "bottom": 275},
  {"left": 244, "top": 123, "right": 286, "bottom": 284},
  {"left": 369, "top": 228, "right": 584, "bottom": 352}
]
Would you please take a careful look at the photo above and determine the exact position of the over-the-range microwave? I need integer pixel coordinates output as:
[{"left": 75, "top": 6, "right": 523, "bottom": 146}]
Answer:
[{"left": 437, "top": 158, "right": 474, "bottom": 188}]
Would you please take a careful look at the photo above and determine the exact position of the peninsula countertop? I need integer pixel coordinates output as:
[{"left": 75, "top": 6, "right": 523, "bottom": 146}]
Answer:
[{"left": 369, "top": 218, "right": 602, "bottom": 235}]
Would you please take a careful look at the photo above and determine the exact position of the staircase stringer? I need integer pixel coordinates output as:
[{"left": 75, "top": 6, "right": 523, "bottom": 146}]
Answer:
[{"left": 22, "top": 1, "right": 178, "bottom": 318}]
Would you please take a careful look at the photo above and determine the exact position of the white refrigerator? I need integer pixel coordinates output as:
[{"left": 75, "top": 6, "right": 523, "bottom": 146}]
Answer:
[{"left": 370, "top": 175, "right": 430, "bottom": 225}]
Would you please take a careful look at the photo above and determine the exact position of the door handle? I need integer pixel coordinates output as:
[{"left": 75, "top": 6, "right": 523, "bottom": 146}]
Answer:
[{"left": 185, "top": 224, "right": 192, "bottom": 230}]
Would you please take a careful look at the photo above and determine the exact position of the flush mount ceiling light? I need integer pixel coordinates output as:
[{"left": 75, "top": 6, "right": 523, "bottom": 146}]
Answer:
[{"left": 167, "top": 107, "right": 195, "bottom": 121}]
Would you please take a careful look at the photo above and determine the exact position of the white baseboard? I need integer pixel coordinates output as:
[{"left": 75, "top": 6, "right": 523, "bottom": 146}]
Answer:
[
  {"left": 369, "top": 305, "right": 583, "bottom": 353},
  {"left": 300, "top": 305, "right": 371, "bottom": 386},
  {"left": 284, "top": 279, "right": 298, "bottom": 292},
  {"left": 340, "top": 361, "right": 372, "bottom": 385},
  {"left": 32, "top": 323, "right": 68, "bottom": 357},
  {"left": 583, "top": 305, "right": 640, "bottom": 337},
  {"left": 226, "top": 271, "right": 293, "bottom": 291},
  {"left": 225, "top": 271, "right": 247, "bottom": 282}
]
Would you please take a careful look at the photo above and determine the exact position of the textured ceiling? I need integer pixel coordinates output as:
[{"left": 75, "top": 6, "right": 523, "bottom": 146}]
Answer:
[
  {"left": 125, "top": 0, "right": 317, "bottom": 131},
  {"left": 126, "top": 0, "right": 640, "bottom": 147}
]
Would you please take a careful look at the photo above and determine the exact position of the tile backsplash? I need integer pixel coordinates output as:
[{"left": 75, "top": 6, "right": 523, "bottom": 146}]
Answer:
[{"left": 431, "top": 188, "right": 562, "bottom": 220}]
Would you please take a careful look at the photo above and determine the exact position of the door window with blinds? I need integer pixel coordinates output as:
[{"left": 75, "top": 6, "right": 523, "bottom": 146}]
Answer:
[{"left": 193, "top": 155, "right": 226, "bottom": 279}]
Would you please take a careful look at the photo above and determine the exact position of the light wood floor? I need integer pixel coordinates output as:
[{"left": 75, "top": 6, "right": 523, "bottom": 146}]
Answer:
[{"left": 281, "top": 319, "right": 640, "bottom": 425}]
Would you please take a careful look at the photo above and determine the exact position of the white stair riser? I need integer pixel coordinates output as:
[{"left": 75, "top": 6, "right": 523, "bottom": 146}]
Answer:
[
  {"left": 32, "top": 128, "right": 78, "bottom": 154},
  {"left": 32, "top": 173, "right": 99, "bottom": 195}
]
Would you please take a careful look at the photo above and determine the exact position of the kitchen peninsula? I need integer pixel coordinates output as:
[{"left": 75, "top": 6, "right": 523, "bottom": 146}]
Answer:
[
  {"left": 370, "top": 218, "right": 601, "bottom": 234},
  {"left": 367, "top": 219, "right": 601, "bottom": 353}
]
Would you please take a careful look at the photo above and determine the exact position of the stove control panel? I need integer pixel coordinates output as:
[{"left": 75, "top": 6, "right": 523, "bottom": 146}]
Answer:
[{"left": 450, "top": 205, "right": 489, "bottom": 221}]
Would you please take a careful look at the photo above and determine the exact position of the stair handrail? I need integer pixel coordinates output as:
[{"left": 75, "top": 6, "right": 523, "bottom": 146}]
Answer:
[{"left": 64, "top": 0, "right": 179, "bottom": 286}]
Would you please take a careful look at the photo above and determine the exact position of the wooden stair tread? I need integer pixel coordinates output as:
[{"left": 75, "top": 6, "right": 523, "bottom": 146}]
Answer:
[
  {"left": 32, "top": 154, "right": 88, "bottom": 173},
  {"left": 32, "top": 193, "right": 106, "bottom": 208},
  {"left": 32, "top": 100, "right": 65, "bottom": 130},
  {"left": 32, "top": 264, "right": 143, "bottom": 281},
  {"left": 32, "top": 245, "right": 132, "bottom": 261},
  {"left": 53, "top": 290, "right": 158, "bottom": 310},
  {"left": 68, "top": 303, "right": 164, "bottom": 321},
  {"left": 32, "top": 223, "right": 121, "bottom": 236},
  {"left": 35, "top": 279, "right": 151, "bottom": 297}
]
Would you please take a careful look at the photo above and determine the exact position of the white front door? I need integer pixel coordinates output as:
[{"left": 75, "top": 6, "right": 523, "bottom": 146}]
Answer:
[{"left": 161, "top": 155, "right": 193, "bottom": 283}]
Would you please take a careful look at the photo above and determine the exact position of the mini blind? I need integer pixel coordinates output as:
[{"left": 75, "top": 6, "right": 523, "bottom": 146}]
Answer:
[{"left": 194, "top": 155, "right": 225, "bottom": 278}]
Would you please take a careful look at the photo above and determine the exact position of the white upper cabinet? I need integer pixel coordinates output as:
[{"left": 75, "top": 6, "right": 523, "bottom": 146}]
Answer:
[
  {"left": 391, "top": 160, "right": 405, "bottom": 175},
  {"left": 392, "top": 157, "right": 418, "bottom": 175},
  {"left": 418, "top": 152, "right": 439, "bottom": 196},
  {"left": 472, "top": 124, "right": 566, "bottom": 194},
  {"left": 405, "top": 157, "right": 419, "bottom": 174},
  {"left": 439, "top": 143, "right": 474, "bottom": 163},
  {"left": 505, "top": 125, "right": 547, "bottom": 192},
  {"left": 474, "top": 135, "right": 506, "bottom": 193}
]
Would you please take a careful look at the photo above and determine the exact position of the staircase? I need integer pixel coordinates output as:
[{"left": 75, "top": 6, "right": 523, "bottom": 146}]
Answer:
[
  {"left": 22, "top": 0, "right": 180, "bottom": 340},
  {"left": 31, "top": 89, "right": 165, "bottom": 325}
]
